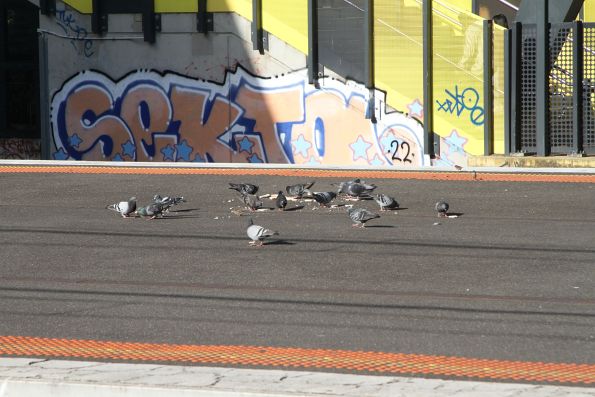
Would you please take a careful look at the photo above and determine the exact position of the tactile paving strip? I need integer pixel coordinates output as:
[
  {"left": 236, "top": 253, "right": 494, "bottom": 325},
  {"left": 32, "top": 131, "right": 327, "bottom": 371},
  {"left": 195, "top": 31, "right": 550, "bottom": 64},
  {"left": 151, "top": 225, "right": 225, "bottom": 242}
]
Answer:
[
  {"left": 1, "top": 165, "right": 595, "bottom": 183},
  {"left": 0, "top": 336, "right": 593, "bottom": 384}
]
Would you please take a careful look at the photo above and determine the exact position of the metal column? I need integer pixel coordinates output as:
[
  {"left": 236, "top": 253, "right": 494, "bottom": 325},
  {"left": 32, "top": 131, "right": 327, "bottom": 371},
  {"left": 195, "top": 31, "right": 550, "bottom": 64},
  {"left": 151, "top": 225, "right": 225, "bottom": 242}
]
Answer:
[
  {"left": 483, "top": 20, "right": 494, "bottom": 155},
  {"left": 572, "top": 20, "right": 584, "bottom": 154},
  {"left": 423, "top": 0, "right": 435, "bottom": 157},
  {"left": 510, "top": 22, "right": 523, "bottom": 153},
  {"left": 307, "top": 0, "right": 319, "bottom": 86},
  {"left": 536, "top": 0, "right": 550, "bottom": 156},
  {"left": 38, "top": 33, "right": 51, "bottom": 160}
]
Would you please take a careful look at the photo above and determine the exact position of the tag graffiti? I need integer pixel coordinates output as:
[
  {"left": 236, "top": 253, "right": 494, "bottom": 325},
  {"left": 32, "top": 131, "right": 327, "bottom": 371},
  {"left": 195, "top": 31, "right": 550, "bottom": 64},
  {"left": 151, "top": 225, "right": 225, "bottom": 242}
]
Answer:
[{"left": 436, "top": 85, "right": 484, "bottom": 126}]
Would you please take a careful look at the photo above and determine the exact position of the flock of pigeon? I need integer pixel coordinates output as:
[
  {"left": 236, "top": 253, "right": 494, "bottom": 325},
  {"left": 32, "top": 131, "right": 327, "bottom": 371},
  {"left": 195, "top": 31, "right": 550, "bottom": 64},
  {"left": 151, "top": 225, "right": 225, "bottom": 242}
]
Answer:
[{"left": 106, "top": 179, "right": 450, "bottom": 247}]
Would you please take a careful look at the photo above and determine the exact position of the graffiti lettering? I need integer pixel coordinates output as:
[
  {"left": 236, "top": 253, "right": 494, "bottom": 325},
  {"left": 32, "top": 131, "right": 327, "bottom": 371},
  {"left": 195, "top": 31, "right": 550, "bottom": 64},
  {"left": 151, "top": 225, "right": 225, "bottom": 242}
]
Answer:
[
  {"left": 436, "top": 86, "right": 484, "bottom": 126},
  {"left": 389, "top": 140, "right": 412, "bottom": 163},
  {"left": 56, "top": 7, "right": 95, "bottom": 58},
  {"left": 51, "top": 69, "right": 426, "bottom": 166}
]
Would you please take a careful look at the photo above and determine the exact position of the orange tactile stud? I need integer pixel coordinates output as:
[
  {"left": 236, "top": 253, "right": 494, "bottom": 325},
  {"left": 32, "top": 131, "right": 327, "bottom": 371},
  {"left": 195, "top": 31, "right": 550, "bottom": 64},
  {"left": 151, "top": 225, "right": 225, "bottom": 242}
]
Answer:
[
  {"left": 1, "top": 165, "right": 595, "bottom": 183},
  {"left": 0, "top": 336, "right": 593, "bottom": 384}
]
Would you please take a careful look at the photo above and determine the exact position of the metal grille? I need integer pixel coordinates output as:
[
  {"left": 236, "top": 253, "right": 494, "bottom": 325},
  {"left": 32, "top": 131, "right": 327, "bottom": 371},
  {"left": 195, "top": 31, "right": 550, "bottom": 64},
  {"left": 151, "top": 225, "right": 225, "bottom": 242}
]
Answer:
[
  {"left": 520, "top": 24, "right": 537, "bottom": 152},
  {"left": 549, "top": 24, "right": 574, "bottom": 153},
  {"left": 584, "top": 25, "right": 595, "bottom": 153},
  {"left": 317, "top": 0, "right": 366, "bottom": 83}
]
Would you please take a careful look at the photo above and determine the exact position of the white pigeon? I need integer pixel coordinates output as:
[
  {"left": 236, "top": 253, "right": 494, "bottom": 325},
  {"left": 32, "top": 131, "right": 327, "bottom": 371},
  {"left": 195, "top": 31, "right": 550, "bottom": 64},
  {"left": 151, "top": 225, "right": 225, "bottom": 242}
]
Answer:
[
  {"left": 106, "top": 197, "right": 136, "bottom": 218},
  {"left": 246, "top": 219, "right": 279, "bottom": 246}
]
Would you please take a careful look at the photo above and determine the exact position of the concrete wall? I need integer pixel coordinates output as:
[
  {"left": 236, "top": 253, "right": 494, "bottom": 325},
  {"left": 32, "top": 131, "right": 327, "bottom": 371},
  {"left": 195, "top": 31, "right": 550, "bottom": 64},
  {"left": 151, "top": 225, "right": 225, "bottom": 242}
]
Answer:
[{"left": 41, "top": 1, "right": 432, "bottom": 167}]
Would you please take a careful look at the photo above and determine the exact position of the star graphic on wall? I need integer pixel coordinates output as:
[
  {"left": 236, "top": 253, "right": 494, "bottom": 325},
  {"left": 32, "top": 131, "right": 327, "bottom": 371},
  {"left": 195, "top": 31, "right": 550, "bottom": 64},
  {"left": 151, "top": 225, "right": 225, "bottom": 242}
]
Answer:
[
  {"left": 247, "top": 153, "right": 264, "bottom": 163},
  {"left": 52, "top": 148, "right": 69, "bottom": 160},
  {"left": 408, "top": 99, "right": 424, "bottom": 118},
  {"left": 238, "top": 136, "right": 254, "bottom": 154},
  {"left": 121, "top": 140, "right": 136, "bottom": 159},
  {"left": 380, "top": 133, "right": 398, "bottom": 154},
  {"left": 350, "top": 135, "right": 372, "bottom": 161},
  {"left": 370, "top": 154, "right": 385, "bottom": 166},
  {"left": 175, "top": 140, "right": 194, "bottom": 161},
  {"left": 305, "top": 156, "right": 320, "bottom": 166},
  {"left": 68, "top": 134, "right": 83, "bottom": 148},
  {"left": 445, "top": 130, "right": 468, "bottom": 154},
  {"left": 112, "top": 153, "right": 124, "bottom": 162},
  {"left": 161, "top": 144, "right": 175, "bottom": 161},
  {"left": 292, "top": 134, "right": 312, "bottom": 158},
  {"left": 192, "top": 153, "right": 205, "bottom": 162}
]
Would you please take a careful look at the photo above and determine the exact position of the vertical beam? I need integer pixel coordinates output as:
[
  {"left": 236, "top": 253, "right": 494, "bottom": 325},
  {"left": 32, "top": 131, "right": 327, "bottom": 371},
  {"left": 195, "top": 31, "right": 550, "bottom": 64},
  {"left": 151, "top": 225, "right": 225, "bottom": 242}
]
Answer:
[
  {"left": 197, "top": 0, "right": 212, "bottom": 33},
  {"left": 573, "top": 20, "right": 584, "bottom": 154},
  {"left": 252, "top": 0, "right": 264, "bottom": 54},
  {"left": 364, "top": 0, "right": 374, "bottom": 89},
  {"left": 91, "top": 0, "right": 104, "bottom": 35},
  {"left": 307, "top": 0, "right": 319, "bottom": 86},
  {"left": 0, "top": 4, "right": 6, "bottom": 134},
  {"left": 38, "top": 33, "right": 51, "bottom": 160},
  {"left": 423, "top": 0, "right": 434, "bottom": 157},
  {"left": 142, "top": 0, "right": 157, "bottom": 43},
  {"left": 472, "top": 0, "right": 479, "bottom": 15},
  {"left": 40, "top": 0, "right": 56, "bottom": 15},
  {"left": 483, "top": 20, "right": 494, "bottom": 155},
  {"left": 536, "top": 0, "right": 550, "bottom": 156},
  {"left": 510, "top": 22, "right": 522, "bottom": 153},
  {"left": 504, "top": 27, "right": 511, "bottom": 155}
]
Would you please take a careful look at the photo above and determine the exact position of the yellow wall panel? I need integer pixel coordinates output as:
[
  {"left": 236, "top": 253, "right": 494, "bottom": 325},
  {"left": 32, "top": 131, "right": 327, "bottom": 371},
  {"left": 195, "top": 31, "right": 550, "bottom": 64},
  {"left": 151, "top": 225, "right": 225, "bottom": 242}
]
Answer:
[
  {"left": 63, "top": 0, "right": 92, "bottom": 14},
  {"left": 584, "top": 0, "right": 595, "bottom": 21},
  {"left": 155, "top": 0, "right": 197, "bottom": 13},
  {"left": 262, "top": 0, "right": 308, "bottom": 54}
]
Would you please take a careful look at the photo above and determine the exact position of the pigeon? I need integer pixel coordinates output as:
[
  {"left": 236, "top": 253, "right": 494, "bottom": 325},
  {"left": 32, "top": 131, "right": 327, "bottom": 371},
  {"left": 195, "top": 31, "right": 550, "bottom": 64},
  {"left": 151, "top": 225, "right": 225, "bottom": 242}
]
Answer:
[
  {"left": 435, "top": 200, "right": 449, "bottom": 217},
  {"left": 286, "top": 182, "right": 315, "bottom": 198},
  {"left": 246, "top": 218, "right": 279, "bottom": 246},
  {"left": 135, "top": 203, "right": 164, "bottom": 219},
  {"left": 348, "top": 207, "right": 380, "bottom": 228},
  {"left": 153, "top": 195, "right": 186, "bottom": 213},
  {"left": 106, "top": 197, "right": 137, "bottom": 218},
  {"left": 312, "top": 191, "right": 337, "bottom": 207},
  {"left": 275, "top": 191, "right": 288, "bottom": 211},
  {"left": 229, "top": 183, "right": 259, "bottom": 195},
  {"left": 335, "top": 179, "right": 362, "bottom": 194},
  {"left": 241, "top": 193, "right": 263, "bottom": 211},
  {"left": 345, "top": 182, "right": 377, "bottom": 198},
  {"left": 375, "top": 194, "right": 399, "bottom": 211}
]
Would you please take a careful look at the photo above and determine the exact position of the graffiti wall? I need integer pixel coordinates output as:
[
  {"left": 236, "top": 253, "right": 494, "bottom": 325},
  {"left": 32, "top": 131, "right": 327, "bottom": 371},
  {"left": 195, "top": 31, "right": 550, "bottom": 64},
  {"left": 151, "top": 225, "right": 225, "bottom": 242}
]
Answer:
[{"left": 51, "top": 68, "right": 427, "bottom": 166}]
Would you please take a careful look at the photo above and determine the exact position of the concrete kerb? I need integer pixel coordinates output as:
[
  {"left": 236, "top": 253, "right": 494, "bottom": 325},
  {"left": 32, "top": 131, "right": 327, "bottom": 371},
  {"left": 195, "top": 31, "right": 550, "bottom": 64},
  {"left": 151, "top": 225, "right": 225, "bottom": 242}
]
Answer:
[
  {"left": 1, "top": 159, "right": 595, "bottom": 175},
  {"left": 0, "top": 358, "right": 594, "bottom": 397}
]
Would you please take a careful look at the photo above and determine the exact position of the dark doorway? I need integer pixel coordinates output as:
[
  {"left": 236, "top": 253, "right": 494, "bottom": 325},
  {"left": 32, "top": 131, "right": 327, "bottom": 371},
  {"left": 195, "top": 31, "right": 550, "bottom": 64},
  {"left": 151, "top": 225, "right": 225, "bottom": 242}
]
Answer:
[{"left": 0, "top": 0, "right": 40, "bottom": 158}]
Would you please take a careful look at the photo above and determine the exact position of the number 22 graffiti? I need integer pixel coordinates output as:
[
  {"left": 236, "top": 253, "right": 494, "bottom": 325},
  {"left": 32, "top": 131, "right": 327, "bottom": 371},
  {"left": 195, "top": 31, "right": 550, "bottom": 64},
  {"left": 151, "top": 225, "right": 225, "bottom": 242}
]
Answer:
[{"left": 389, "top": 140, "right": 412, "bottom": 163}]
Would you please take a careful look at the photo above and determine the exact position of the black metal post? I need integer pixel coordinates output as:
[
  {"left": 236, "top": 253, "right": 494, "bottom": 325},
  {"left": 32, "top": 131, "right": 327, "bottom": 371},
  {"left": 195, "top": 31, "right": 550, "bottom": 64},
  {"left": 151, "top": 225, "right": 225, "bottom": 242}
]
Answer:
[
  {"left": 364, "top": 0, "right": 374, "bottom": 89},
  {"left": 472, "top": 0, "right": 479, "bottom": 15},
  {"left": 142, "top": 0, "right": 157, "bottom": 43},
  {"left": 252, "top": 0, "right": 264, "bottom": 54},
  {"left": 0, "top": 4, "right": 6, "bottom": 134},
  {"left": 504, "top": 27, "right": 511, "bottom": 154},
  {"left": 40, "top": 0, "right": 56, "bottom": 15},
  {"left": 483, "top": 20, "right": 494, "bottom": 155},
  {"left": 38, "top": 33, "right": 50, "bottom": 160},
  {"left": 197, "top": 0, "right": 213, "bottom": 33},
  {"left": 536, "top": 0, "right": 550, "bottom": 156},
  {"left": 573, "top": 20, "right": 584, "bottom": 154},
  {"left": 307, "top": 0, "right": 319, "bottom": 86},
  {"left": 510, "top": 22, "right": 522, "bottom": 153},
  {"left": 423, "top": 0, "right": 434, "bottom": 157}
]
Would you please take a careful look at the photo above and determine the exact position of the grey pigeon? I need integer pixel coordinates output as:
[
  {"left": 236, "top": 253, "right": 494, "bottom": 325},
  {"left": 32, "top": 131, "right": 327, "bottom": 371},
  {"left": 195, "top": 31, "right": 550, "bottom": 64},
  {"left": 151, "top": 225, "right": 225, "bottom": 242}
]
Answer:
[
  {"left": 335, "top": 179, "right": 362, "bottom": 194},
  {"left": 106, "top": 197, "right": 136, "bottom": 218},
  {"left": 286, "top": 182, "right": 315, "bottom": 198},
  {"left": 348, "top": 207, "right": 380, "bottom": 228},
  {"left": 246, "top": 218, "right": 279, "bottom": 246},
  {"left": 375, "top": 194, "right": 399, "bottom": 211},
  {"left": 229, "top": 183, "right": 259, "bottom": 195},
  {"left": 136, "top": 203, "right": 164, "bottom": 219},
  {"left": 312, "top": 191, "right": 337, "bottom": 207},
  {"left": 346, "top": 182, "right": 377, "bottom": 198},
  {"left": 275, "top": 191, "right": 288, "bottom": 211},
  {"left": 153, "top": 195, "right": 186, "bottom": 213},
  {"left": 435, "top": 200, "right": 449, "bottom": 217},
  {"left": 241, "top": 193, "right": 263, "bottom": 211}
]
